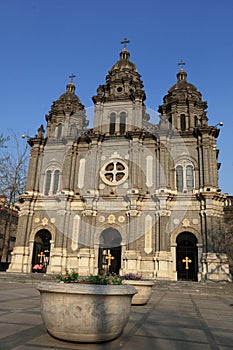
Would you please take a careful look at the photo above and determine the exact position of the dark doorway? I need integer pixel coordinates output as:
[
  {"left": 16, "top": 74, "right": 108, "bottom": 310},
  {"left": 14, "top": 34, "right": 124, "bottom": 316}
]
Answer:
[
  {"left": 32, "top": 230, "right": 51, "bottom": 273},
  {"left": 176, "top": 232, "right": 198, "bottom": 281},
  {"left": 98, "top": 228, "right": 122, "bottom": 274}
]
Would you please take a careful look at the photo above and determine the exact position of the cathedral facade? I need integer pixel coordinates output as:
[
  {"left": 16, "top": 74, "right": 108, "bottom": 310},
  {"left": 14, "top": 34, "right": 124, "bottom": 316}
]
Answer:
[{"left": 8, "top": 45, "right": 231, "bottom": 281}]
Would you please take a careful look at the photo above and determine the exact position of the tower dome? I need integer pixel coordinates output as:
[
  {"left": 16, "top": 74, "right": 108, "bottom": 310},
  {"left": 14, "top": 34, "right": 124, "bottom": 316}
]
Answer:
[
  {"left": 48, "top": 79, "right": 85, "bottom": 120},
  {"left": 158, "top": 63, "right": 208, "bottom": 131},
  {"left": 45, "top": 77, "right": 88, "bottom": 138},
  {"left": 92, "top": 44, "right": 146, "bottom": 104}
]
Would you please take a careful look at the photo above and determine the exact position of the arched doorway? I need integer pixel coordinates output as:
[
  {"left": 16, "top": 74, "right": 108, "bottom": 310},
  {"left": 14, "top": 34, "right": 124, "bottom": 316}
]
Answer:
[
  {"left": 98, "top": 228, "right": 122, "bottom": 274},
  {"left": 176, "top": 232, "right": 198, "bottom": 281},
  {"left": 32, "top": 229, "right": 51, "bottom": 273}
]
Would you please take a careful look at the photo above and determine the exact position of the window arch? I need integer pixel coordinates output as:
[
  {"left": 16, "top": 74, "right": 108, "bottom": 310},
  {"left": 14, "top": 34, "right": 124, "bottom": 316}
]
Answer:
[
  {"left": 69, "top": 124, "right": 77, "bottom": 137},
  {"left": 44, "top": 168, "right": 61, "bottom": 195},
  {"left": 109, "top": 113, "right": 116, "bottom": 135},
  {"left": 119, "top": 112, "right": 126, "bottom": 134},
  {"left": 176, "top": 166, "right": 183, "bottom": 192},
  {"left": 194, "top": 115, "right": 198, "bottom": 127},
  {"left": 57, "top": 123, "right": 63, "bottom": 139},
  {"left": 180, "top": 114, "right": 186, "bottom": 131},
  {"left": 168, "top": 114, "right": 172, "bottom": 129},
  {"left": 186, "top": 165, "right": 194, "bottom": 191},
  {"left": 44, "top": 170, "right": 52, "bottom": 196},
  {"left": 176, "top": 161, "right": 194, "bottom": 192},
  {"left": 53, "top": 170, "right": 60, "bottom": 194}
]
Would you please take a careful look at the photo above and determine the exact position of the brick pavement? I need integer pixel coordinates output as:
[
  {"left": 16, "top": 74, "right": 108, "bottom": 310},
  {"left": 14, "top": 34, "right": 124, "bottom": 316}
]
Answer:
[{"left": 0, "top": 277, "right": 232, "bottom": 350}]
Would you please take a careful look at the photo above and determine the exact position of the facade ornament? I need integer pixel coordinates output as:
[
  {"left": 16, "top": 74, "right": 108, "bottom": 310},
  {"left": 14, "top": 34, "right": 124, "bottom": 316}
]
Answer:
[
  {"left": 182, "top": 218, "right": 190, "bottom": 227},
  {"left": 107, "top": 214, "right": 116, "bottom": 224}
]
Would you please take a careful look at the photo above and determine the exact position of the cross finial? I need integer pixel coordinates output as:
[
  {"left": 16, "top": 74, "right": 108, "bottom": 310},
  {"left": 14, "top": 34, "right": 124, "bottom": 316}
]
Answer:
[
  {"left": 178, "top": 60, "right": 186, "bottom": 70},
  {"left": 121, "top": 38, "right": 130, "bottom": 49},
  {"left": 69, "top": 73, "right": 76, "bottom": 82}
]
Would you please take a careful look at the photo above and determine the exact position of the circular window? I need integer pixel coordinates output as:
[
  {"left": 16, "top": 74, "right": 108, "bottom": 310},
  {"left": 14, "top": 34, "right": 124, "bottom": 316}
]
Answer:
[
  {"left": 116, "top": 86, "right": 123, "bottom": 93},
  {"left": 100, "top": 160, "right": 128, "bottom": 186}
]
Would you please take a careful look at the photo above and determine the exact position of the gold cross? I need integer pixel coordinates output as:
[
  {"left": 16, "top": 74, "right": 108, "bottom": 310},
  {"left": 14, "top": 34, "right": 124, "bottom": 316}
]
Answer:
[
  {"left": 105, "top": 250, "right": 114, "bottom": 267},
  {"left": 38, "top": 252, "right": 45, "bottom": 263},
  {"left": 182, "top": 256, "right": 192, "bottom": 270}
]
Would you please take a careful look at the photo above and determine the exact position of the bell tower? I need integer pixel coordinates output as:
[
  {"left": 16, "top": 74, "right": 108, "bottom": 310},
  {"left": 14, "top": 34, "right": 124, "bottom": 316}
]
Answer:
[
  {"left": 92, "top": 40, "right": 146, "bottom": 135},
  {"left": 158, "top": 61, "right": 208, "bottom": 132}
]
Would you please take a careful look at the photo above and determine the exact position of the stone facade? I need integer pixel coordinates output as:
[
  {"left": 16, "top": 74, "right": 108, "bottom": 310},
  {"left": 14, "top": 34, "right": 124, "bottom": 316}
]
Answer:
[
  {"left": 223, "top": 196, "right": 233, "bottom": 274},
  {"left": 8, "top": 46, "right": 232, "bottom": 281}
]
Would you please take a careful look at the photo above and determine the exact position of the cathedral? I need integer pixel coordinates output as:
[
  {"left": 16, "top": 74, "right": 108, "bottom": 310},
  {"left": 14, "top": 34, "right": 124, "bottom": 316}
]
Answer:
[{"left": 8, "top": 42, "right": 231, "bottom": 281}]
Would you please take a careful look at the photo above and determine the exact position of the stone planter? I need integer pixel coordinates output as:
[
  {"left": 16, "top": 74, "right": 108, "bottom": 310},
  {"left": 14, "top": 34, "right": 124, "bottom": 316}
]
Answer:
[
  {"left": 37, "top": 282, "right": 137, "bottom": 343},
  {"left": 123, "top": 280, "right": 154, "bottom": 305}
]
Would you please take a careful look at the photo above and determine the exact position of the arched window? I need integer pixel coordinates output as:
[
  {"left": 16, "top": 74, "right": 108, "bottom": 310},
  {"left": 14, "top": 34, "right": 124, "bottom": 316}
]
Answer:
[
  {"left": 186, "top": 165, "right": 194, "bottom": 191},
  {"left": 176, "top": 166, "right": 183, "bottom": 192},
  {"left": 180, "top": 114, "right": 186, "bottom": 131},
  {"left": 109, "top": 113, "right": 116, "bottom": 135},
  {"left": 44, "top": 170, "right": 52, "bottom": 196},
  {"left": 53, "top": 170, "right": 60, "bottom": 194},
  {"left": 194, "top": 115, "right": 198, "bottom": 127},
  {"left": 119, "top": 112, "right": 126, "bottom": 134},
  {"left": 44, "top": 169, "right": 61, "bottom": 195},
  {"left": 69, "top": 124, "right": 76, "bottom": 137},
  {"left": 168, "top": 114, "right": 172, "bottom": 129},
  {"left": 176, "top": 162, "right": 194, "bottom": 192},
  {"left": 57, "top": 123, "right": 63, "bottom": 139}
]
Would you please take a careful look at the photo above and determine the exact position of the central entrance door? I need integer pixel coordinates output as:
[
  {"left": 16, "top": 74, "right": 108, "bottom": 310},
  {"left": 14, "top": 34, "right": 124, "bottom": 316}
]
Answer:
[
  {"left": 176, "top": 232, "right": 198, "bottom": 281},
  {"left": 98, "top": 228, "right": 122, "bottom": 274}
]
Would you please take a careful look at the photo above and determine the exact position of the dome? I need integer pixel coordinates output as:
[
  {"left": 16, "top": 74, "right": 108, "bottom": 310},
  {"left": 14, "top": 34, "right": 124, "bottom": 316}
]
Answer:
[
  {"left": 109, "top": 48, "right": 138, "bottom": 73},
  {"left": 163, "top": 67, "right": 204, "bottom": 105},
  {"left": 49, "top": 81, "right": 85, "bottom": 117},
  {"left": 92, "top": 47, "right": 146, "bottom": 104}
]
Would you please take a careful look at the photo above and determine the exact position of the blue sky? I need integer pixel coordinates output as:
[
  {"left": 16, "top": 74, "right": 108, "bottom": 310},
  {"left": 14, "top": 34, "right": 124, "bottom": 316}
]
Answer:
[{"left": 1, "top": 0, "right": 233, "bottom": 194}]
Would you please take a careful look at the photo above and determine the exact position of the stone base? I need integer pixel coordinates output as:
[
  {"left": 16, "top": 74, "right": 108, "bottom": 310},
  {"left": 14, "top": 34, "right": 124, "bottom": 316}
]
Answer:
[{"left": 202, "top": 253, "right": 232, "bottom": 282}]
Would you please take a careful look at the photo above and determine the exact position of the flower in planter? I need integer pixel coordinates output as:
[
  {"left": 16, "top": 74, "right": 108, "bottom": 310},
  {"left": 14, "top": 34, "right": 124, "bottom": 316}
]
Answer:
[
  {"left": 56, "top": 270, "right": 122, "bottom": 285},
  {"left": 123, "top": 273, "right": 143, "bottom": 280},
  {"left": 56, "top": 270, "right": 79, "bottom": 283}
]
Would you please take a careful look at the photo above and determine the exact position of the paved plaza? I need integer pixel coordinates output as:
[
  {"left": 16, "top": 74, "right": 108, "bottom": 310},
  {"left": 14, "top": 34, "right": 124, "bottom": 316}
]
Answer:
[{"left": 0, "top": 276, "right": 232, "bottom": 350}]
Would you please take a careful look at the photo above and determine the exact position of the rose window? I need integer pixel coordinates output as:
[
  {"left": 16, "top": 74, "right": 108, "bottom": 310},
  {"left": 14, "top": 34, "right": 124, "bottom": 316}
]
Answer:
[{"left": 100, "top": 160, "right": 128, "bottom": 185}]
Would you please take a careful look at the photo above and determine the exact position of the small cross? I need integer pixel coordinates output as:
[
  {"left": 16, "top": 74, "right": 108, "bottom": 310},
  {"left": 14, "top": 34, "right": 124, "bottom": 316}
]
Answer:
[
  {"left": 69, "top": 73, "right": 76, "bottom": 81},
  {"left": 105, "top": 250, "right": 115, "bottom": 267},
  {"left": 182, "top": 256, "right": 192, "bottom": 270},
  {"left": 121, "top": 38, "right": 130, "bottom": 49},
  {"left": 38, "top": 251, "right": 45, "bottom": 264},
  {"left": 178, "top": 60, "right": 186, "bottom": 69}
]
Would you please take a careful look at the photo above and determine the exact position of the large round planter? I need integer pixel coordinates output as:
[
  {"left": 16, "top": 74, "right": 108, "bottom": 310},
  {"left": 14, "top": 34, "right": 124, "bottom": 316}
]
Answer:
[
  {"left": 123, "top": 280, "right": 154, "bottom": 305},
  {"left": 37, "top": 282, "right": 137, "bottom": 343}
]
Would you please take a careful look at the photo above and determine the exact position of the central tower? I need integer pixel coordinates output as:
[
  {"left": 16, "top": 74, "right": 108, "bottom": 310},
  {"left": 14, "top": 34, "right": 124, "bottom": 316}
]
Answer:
[{"left": 92, "top": 40, "right": 146, "bottom": 134}]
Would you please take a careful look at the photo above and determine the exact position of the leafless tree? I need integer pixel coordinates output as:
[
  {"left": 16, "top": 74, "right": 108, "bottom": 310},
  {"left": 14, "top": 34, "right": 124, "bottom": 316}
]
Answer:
[{"left": 0, "top": 131, "right": 29, "bottom": 267}]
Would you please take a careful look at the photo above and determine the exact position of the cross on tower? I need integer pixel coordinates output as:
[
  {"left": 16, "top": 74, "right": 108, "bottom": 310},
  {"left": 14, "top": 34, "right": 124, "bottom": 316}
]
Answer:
[
  {"left": 121, "top": 38, "right": 130, "bottom": 49},
  {"left": 182, "top": 256, "right": 192, "bottom": 270},
  {"left": 105, "top": 250, "right": 115, "bottom": 267},
  {"left": 178, "top": 60, "right": 186, "bottom": 70},
  {"left": 69, "top": 73, "right": 76, "bottom": 81}
]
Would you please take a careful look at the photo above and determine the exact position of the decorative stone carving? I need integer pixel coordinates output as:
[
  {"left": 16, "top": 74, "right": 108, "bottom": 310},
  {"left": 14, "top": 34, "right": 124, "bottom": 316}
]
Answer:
[
  {"left": 182, "top": 218, "right": 190, "bottom": 227},
  {"left": 42, "top": 218, "right": 48, "bottom": 226},
  {"left": 107, "top": 214, "right": 116, "bottom": 224}
]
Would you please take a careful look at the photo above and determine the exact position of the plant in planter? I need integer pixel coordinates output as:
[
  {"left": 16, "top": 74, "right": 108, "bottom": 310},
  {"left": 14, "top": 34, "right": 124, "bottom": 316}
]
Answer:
[
  {"left": 122, "top": 273, "right": 154, "bottom": 305},
  {"left": 37, "top": 270, "right": 137, "bottom": 343}
]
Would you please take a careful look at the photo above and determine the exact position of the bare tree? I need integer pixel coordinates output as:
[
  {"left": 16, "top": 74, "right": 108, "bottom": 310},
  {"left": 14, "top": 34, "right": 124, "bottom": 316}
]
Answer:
[{"left": 0, "top": 131, "right": 29, "bottom": 267}]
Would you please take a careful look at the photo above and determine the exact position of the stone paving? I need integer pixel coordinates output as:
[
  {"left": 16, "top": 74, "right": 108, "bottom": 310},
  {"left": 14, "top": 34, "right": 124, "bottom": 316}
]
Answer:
[{"left": 0, "top": 277, "right": 232, "bottom": 350}]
